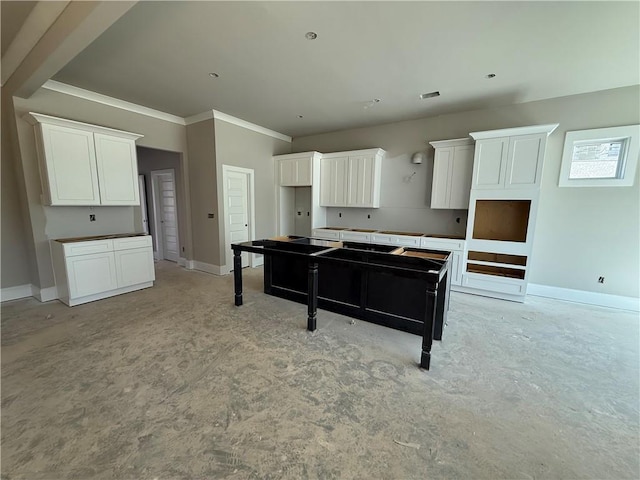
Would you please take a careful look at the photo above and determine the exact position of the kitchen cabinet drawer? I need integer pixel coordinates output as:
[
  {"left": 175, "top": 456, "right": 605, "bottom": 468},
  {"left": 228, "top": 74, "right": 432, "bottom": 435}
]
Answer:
[
  {"left": 421, "top": 237, "right": 465, "bottom": 252},
  {"left": 312, "top": 228, "right": 342, "bottom": 240},
  {"left": 370, "top": 233, "right": 395, "bottom": 245},
  {"left": 113, "top": 235, "right": 152, "bottom": 251},
  {"left": 371, "top": 233, "right": 422, "bottom": 247},
  {"left": 339, "top": 231, "right": 372, "bottom": 243},
  {"left": 63, "top": 239, "right": 113, "bottom": 257}
]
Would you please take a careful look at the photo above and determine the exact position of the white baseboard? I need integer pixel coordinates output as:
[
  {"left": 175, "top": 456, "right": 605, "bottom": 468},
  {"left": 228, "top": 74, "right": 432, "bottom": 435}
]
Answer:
[
  {"left": 528, "top": 284, "right": 639, "bottom": 312},
  {"left": 189, "top": 260, "right": 224, "bottom": 276},
  {"left": 252, "top": 254, "right": 264, "bottom": 268},
  {"left": 177, "top": 257, "right": 188, "bottom": 267},
  {"left": 1, "top": 284, "right": 33, "bottom": 302},
  {"left": 33, "top": 285, "right": 59, "bottom": 302}
]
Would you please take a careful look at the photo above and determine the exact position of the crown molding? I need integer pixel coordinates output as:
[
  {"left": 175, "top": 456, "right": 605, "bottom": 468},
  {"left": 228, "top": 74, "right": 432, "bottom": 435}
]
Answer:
[
  {"left": 470, "top": 123, "right": 560, "bottom": 140},
  {"left": 41, "top": 80, "right": 186, "bottom": 125},
  {"left": 211, "top": 109, "right": 292, "bottom": 143},
  {"left": 41, "top": 80, "right": 292, "bottom": 142},
  {"left": 184, "top": 110, "right": 214, "bottom": 125}
]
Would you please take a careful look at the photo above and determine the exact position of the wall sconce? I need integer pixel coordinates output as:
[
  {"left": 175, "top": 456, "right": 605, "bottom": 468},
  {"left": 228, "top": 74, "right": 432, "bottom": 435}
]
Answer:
[{"left": 411, "top": 152, "right": 426, "bottom": 164}]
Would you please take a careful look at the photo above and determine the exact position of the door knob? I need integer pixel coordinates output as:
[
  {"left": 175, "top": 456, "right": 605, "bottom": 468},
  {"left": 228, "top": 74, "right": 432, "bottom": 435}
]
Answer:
[{"left": 245, "top": 224, "right": 248, "bottom": 227}]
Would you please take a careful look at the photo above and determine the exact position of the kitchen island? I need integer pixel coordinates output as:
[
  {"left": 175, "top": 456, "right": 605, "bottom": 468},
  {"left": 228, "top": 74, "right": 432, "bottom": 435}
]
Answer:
[{"left": 231, "top": 236, "right": 451, "bottom": 369}]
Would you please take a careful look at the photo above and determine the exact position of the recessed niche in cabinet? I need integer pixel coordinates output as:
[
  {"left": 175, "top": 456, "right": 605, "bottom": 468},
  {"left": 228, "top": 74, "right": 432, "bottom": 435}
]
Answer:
[
  {"left": 466, "top": 263, "right": 526, "bottom": 280},
  {"left": 468, "top": 251, "right": 528, "bottom": 266},
  {"left": 472, "top": 200, "right": 531, "bottom": 242}
]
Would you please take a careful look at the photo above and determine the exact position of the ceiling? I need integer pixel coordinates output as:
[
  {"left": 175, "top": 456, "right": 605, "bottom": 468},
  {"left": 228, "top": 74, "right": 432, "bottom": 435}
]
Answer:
[{"left": 27, "top": 2, "right": 640, "bottom": 136}]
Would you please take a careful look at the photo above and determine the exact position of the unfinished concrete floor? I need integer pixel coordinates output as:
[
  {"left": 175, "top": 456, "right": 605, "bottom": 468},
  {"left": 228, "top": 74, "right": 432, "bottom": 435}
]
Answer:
[{"left": 2, "top": 261, "right": 638, "bottom": 479}]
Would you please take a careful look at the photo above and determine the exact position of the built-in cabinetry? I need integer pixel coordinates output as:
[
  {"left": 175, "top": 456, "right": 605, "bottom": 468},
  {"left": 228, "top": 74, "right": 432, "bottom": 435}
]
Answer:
[
  {"left": 421, "top": 237, "right": 465, "bottom": 287},
  {"left": 461, "top": 124, "right": 559, "bottom": 301},
  {"left": 320, "top": 149, "right": 385, "bottom": 208},
  {"left": 274, "top": 152, "right": 325, "bottom": 237},
  {"left": 26, "top": 112, "right": 143, "bottom": 206},
  {"left": 50, "top": 234, "right": 155, "bottom": 306},
  {"left": 429, "top": 138, "right": 474, "bottom": 209}
]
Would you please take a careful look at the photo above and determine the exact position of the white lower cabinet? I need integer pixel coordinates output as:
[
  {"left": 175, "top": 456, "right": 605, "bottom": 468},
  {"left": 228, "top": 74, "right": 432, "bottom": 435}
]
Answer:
[
  {"left": 420, "top": 237, "right": 466, "bottom": 287},
  {"left": 115, "top": 248, "right": 155, "bottom": 288},
  {"left": 67, "top": 252, "right": 118, "bottom": 298},
  {"left": 312, "top": 228, "right": 343, "bottom": 240},
  {"left": 51, "top": 235, "right": 154, "bottom": 306}
]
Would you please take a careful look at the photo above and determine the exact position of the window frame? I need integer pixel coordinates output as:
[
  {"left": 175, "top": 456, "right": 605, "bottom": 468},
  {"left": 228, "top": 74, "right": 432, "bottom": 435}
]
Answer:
[{"left": 558, "top": 125, "right": 640, "bottom": 187}]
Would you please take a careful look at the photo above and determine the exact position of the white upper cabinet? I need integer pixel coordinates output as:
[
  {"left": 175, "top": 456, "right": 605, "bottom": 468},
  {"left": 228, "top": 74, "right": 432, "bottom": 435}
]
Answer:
[
  {"left": 26, "top": 112, "right": 143, "bottom": 206},
  {"left": 320, "top": 148, "right": 384, "bottom": 208},
  {"left": 39, "top": 123, "right": 101, "bottom": 205},
  {"left": 429, "top": 138, "right": 474, "bottom": 209},
  {"left": 94, "top": 133, "right": 140, "bottom": 205},
  {"left": 469, "top": 124, "right": 559, "bottom": 191},
  {"left": 277, "top": 155, "right": 313, "bottom": 186}
]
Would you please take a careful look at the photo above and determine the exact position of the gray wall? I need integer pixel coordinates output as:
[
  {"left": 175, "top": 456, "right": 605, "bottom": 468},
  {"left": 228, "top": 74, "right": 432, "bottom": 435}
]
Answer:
[
  {"left": 1, "top": 94, "right": 32, "bottom": 288},
  {"left": 186, "top": 119, "right": 220, "bottom": 266},
  {"left": 293, "top": 86, "right": 640, "bottom": 298},
  {"left": 11, "top": 87, "right": 190, "bottom": 290},
  {"left": 136, "top": 147, "right": 186, "bottom": 257},
  {"left": 213, "top": 119, "right": 291, "bottom": 267}
]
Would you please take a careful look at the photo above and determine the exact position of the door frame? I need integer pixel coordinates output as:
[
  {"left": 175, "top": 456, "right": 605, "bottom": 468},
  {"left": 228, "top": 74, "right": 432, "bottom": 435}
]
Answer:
[
  {"left": 138, "top": 174, "right": 150, "bottom": 235},
  {"left": 222, "top": 164, "right": 257, "bottom": 273},
  {"left": 150, "top": 169, "right": 180, "bottom": 261}
]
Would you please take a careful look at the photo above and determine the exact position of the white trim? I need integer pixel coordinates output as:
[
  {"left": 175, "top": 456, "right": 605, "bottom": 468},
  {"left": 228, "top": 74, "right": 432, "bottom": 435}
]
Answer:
[
  {"left": 528, "top": 284, "right": 639, "bottom": 312},
  {"left": 39, "top": 81, "right": 292, "bottom": 142},
  {"left": 322, "top": 148, "right": 386, "bottom": 159},
  {"left": 33, "top": 285, "right": 59, "bottom": 302},
  {"left": 429, "top": 138, "right": 474, "bottom": 148},
  {"left": 25, "top": 111, "right": 143, "bottom": 139},
  {"left": 177, "top": 257, "right": 188, "bottom": 267},
  {"left": 189, "top": 260, "right": 224, "bottom": 276},
  {"left": 41, "top": 80, "right": 185, "bottom": 125},
  {"left": 184, "top": 110, "right": 214, "bottom": 125},
  {"left": 470, "top": 124, "right": 559, "bottom": 140},
  {"left": 1, "top": 284, "right": 34, "bottom": 302},
  {"left": 212, "top": 110, "right": 291, "bottom": 142}
]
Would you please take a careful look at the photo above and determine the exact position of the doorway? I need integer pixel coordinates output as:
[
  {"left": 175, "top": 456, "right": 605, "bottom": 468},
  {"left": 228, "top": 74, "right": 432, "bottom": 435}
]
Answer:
[
  {"left": 222, "top": 165, "right": 255, "bottom": 272},
  {"left": 151, "top": 169, "right": 179, "bottom": 262}
]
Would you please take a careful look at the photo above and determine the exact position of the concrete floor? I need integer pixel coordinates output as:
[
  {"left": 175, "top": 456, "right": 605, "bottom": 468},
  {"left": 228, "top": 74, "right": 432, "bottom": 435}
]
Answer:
[{"left": 1, "top": 261, "right": 638, "bottom": 479}]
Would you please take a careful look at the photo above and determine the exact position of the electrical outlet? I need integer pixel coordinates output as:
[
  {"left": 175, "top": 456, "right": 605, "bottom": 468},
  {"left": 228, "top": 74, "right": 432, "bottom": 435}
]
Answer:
[
  {"left": 598, "top": 276, "right": 605, "bottom": 284},
  {"left": 339, "top": 212, "right": 342, "bottom": 218},
  {"left": 208, "top": 213, "right": 214, "bottom": 218},
  {"left": 367, "top": 214, "right": 371, "bottom": 219},
  {"left": 89, "top": 214, "right": 96, "bottom": 222},
  {"left": 182, "top": 246, "right": 185, "bottom": 252}
]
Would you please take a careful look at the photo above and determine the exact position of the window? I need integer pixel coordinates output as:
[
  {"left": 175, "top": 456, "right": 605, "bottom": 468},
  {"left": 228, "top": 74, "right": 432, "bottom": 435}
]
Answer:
[{"left": 559, "top": 125, "right": 639, "bottom": 187}]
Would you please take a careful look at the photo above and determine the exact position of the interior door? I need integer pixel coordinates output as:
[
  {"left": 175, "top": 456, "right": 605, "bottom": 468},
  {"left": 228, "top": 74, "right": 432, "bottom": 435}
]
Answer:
[
  {"left": 138, "top": 175, "right": 149, "bottom": 234},
  {"left": 152, "top": 170, "right": 179, "bottom": 262},
  {"left": 226, "top": 171, "right": 250, "bottom": 269}
]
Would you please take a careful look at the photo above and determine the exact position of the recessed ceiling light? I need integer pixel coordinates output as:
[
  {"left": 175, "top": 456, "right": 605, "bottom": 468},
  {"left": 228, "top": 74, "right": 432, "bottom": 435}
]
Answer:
[
  {"left": 419, "top": 91, "right": 440, "bottom": 99},
  {"left": 297, "top": 115, "right": 304, "bottom": 119},
  {"left": 305, "top": 32, "right": 318, "bottom": 40},
  {"left": 485, "top": 73, "right": 496, "bottom": 79},
  {"left": 208, "top": 72, "right": 219, "bottom": 78}
]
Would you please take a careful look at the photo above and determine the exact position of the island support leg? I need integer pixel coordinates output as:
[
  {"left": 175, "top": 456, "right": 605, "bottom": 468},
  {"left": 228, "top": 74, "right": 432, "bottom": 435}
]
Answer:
[
  {"left": 233, "top": 250, "right": 243, "bottom": 306},
  {"left": 421, "top": 284, "right": 438, "bottom": 369},
  {"left": 307, "top": 261, "right": 318, "bottom": 331}
]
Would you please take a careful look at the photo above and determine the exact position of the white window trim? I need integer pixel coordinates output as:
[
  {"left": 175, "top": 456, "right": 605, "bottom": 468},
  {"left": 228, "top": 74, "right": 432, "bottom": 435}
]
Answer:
[{"left": 559, "top": 125, "right": 640, "bottom": 187}]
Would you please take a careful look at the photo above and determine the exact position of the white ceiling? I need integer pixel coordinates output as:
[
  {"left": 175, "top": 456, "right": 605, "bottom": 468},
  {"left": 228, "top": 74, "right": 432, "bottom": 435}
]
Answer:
[{"left": 51, "top": 1, "right": 640, "bottom": 137}]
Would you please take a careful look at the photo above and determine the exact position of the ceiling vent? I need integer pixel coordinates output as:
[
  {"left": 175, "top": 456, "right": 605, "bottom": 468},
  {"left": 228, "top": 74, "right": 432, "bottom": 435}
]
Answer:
[{"left": 420, "top": 91, "right": 440, "bottom": 99}]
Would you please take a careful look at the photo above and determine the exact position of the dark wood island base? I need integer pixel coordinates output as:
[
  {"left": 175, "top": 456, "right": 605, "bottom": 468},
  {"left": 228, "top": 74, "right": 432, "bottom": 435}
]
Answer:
[{"left": 232, "top": 237, "right": 450, "bottom": 370}]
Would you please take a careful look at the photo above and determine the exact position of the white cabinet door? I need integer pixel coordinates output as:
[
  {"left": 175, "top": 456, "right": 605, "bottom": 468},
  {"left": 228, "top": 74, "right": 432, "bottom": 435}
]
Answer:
[
  {"left": 296, "top": 158, "right": 312, "bottom": 186},
  {"left": 94, "top": 134, "right": 140, "bottom": 205},
  {"left": 40, "top": 124, "right": 100, "bottom": 205},
  {"left": 505, "top": 134, "right": 545, "bottom": 189},
  {"left": 431, "top": 147, "right": 453, "bottom": 208},
  {"left": 320, "top": 157, "right": 348, "bottom": 206},
  {"left": 114, "top": 247, "right": 155, "bottom": 288},
  {"left": 66, "top": 252, "right": 117, "bottom": 298},
  {"left": 347, "top": 155, "right": 376, "bottom": 207},
  {"left": 449, "top": 145, "right": 474, "bottom": 209},
  {"left": 472, "top": 137, "right": 509, "bottom": 189},
  {"left": 279, "top": 158, "right": 296, "bottom": 186}
]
